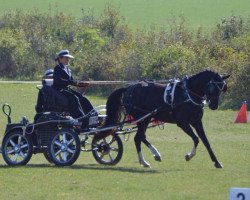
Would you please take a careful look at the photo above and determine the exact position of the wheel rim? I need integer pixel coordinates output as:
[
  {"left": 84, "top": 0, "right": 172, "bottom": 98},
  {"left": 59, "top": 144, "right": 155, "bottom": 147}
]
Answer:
[
  {"left": 93, "top": 135, "right": 120, "bottom": 163},
  {"left": 50, "top": 131, "right": 77, "bottom": 164},
  {"left": 4, "top": 134, "right": 30, "bottom": 164}
]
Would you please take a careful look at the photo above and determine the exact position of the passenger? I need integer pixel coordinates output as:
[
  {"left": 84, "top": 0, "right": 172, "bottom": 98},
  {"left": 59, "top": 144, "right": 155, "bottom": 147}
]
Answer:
[
  {"left": 52, "top": 49, "right": 95, "bottom": 120},
  {"left": 35, "top": 69, "right": 54, "bottom": 114}
]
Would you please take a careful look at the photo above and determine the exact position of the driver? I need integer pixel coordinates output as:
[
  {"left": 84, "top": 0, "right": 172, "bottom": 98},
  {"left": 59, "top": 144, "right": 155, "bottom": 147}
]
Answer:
[{"left": 52, "top": 49, "right": 95, "bottom": 120}]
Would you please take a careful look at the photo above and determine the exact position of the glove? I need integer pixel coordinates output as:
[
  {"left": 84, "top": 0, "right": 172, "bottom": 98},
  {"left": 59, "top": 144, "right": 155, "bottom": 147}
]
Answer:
[
  {"left": 77, "top": 81, "right": 89, "bottom": 87},
  {"left": 71, "top": 80, "right": 78, "bottom": 86}
]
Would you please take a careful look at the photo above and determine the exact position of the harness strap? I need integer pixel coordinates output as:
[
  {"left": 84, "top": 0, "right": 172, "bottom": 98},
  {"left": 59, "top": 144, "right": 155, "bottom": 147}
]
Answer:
[
  {"left": 182, "top": 80, "right": 204, "bottom": 107},
  {"left": 163, "top": 79, "right": 204, "bottom": 108},
  {"left": 163, "top": 80, "right": 180, "bottom": 107}
]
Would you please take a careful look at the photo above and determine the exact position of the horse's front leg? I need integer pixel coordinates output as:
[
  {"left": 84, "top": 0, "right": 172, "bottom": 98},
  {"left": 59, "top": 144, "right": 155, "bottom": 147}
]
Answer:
[
  {"left": 135, "top": 121, "right": 151, "bottom": 167},
  {"left": 177, "top": 122, "right": 199, "bottom": 161},
  {"left": 192, "top": 120, "right": 223, "bottom": 168}
]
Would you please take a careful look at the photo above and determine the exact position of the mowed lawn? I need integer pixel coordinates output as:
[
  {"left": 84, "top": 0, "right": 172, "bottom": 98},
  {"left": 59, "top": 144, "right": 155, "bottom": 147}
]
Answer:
[
  {"left": 0, "top": 0, "right": 249, "bottom": 29},
  {"left": 0, "top": 83, "right": 249, "bottom": 200}
]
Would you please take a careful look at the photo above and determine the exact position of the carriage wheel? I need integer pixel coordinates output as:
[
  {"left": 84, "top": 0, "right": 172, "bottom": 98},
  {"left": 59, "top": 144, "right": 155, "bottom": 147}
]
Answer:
[
  {"left": 48, "top": 128, "right": 80, "bottom": 166},
  {"left": 92, "top": 134, "right": 123, "bottom": 165},
  {"left": 43, "top": 151, "right": 53, "bottom": 163},
  {"left": 2, "top": 130, "right": 33, "bottom": 166}
]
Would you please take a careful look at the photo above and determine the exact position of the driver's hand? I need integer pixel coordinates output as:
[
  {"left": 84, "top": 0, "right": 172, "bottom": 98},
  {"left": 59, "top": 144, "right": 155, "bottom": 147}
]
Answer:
[{"left": 77, "top": 81, "right": 89, "bottom": 87}]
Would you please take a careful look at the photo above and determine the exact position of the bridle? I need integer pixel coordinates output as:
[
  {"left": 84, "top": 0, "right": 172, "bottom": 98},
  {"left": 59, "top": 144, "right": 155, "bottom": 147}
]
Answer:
[
  {"left": 208, "top": 80, "right": 227, "bottom": 92},
  {"left": 206, "top": 79, "right": 227, "bottom": 98},
  {"left": 182, "top": 78, "right": 227, "bottom": 107}
]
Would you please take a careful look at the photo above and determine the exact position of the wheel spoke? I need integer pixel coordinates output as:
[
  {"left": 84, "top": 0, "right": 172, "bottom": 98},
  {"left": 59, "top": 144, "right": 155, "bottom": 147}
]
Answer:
[
  {"left": 19, "top": 151, "right": 26, "bottom": 158},
  {"left": 108, "top": 138, "right": 115, "bottom": 145},
  {"left": 55, "top": 140, "right": 62, "bottom": 147},
  {"left": 108, "top": 153, "right": 114, "bottom": 161},
  {"left": 9, "top": 139, "right": 16, "bottom": 147},
  {"left": 99, "top": 153, "right": 104, "bottom": 159},
  {"left": 67, "top": 148, "right": 74, "bottom": 154},
  {"left": 62, "top": 133, "right": 66, "bottom": 143},
  {"left": 67, "top": 139, "right": 74, "bottom": 145},
  {"left": 7, "top": 149, "right": 15, "bottom": 154},
  {"left": 12, "top": 153, "right": 18, "bottom": 162},
  {"left": 110, "top": 147, "right": 119, "bottom": 152},
  {"left": 20, "top": 144, "right": 28, "bottom": 149},
  {"left": 55, "top": 149, "right": 62, "bottom": 157},
  {"left": 63, "top": 152, "right": 68, "bottom": 161}
]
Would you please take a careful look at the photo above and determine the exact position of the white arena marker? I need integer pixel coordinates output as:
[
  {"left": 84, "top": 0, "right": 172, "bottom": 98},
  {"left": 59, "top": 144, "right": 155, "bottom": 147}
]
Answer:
[
  {"left": 248, "top": 112, "right": 250, "bottom": 123},
  {"left": 229, "top": 187, "right": 250, "bottom": 200}
]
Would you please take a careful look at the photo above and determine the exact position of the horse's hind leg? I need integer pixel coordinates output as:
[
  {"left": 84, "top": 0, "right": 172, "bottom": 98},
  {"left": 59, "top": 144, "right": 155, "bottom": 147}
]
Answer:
[
  {"left": 135, "top": 121, "right": 151, "bottom": 167},
  {"left": 177, "top": 122, "right": 199, "bottom": 161},
  {"left": 142, "top": 139, "right": 161, "bottom": 162}
]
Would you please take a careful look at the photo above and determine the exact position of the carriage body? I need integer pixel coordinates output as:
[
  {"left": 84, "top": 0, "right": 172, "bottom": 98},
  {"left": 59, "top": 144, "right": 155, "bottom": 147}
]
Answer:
[{"left": 1, "top": 101, "right": 123, "bottom": 166}]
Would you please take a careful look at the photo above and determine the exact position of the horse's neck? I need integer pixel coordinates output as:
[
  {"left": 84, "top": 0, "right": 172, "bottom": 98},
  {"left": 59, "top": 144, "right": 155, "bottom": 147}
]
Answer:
[{"left": 187, "top": 74, "right": 212, "bottom": 96}]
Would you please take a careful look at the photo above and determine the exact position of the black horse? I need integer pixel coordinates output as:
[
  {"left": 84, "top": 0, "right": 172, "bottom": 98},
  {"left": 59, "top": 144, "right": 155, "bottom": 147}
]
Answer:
[{"left": 104, "top": 70, "right": 230, "bottom": 168}]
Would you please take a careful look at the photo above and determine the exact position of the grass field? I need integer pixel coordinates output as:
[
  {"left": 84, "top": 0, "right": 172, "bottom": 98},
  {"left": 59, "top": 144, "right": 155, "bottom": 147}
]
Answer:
[
  {"left": 0, "top": 83, "right": 249, "bottom": 200},
  {"left": 0, "top": 0, "right": 249, "bottom": 29}
]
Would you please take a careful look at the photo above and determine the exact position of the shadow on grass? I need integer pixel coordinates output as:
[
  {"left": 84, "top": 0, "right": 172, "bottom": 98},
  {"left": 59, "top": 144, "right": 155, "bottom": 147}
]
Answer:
[{"left": 0, "top": 163, "right": 160, "bottom": 174}]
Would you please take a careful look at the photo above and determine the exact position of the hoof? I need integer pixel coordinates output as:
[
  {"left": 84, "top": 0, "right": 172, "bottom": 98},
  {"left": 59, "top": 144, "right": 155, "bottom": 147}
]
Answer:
[
  {"left": 214, "top": 162, "right": 223, "bottom": 168},
  {"left": 154, "top": 156, "right": 161, "bottom": 162},
  {"left": 185, "top": 154, "right": 191, "bottom": 161},
  {"left": 139, "top": 161, "right": 151, "bottom": 168},
  {"left": 141, "top": 164, "right": 151, "bottom": 168}
]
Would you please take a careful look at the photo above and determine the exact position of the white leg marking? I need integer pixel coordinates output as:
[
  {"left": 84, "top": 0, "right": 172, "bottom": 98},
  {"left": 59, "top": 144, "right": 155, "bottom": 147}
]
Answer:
[
  {"left": 149, "top": 145, "right": 161, "bottom": 158},
  {"left": 185, "top": 146, "right": 196, "bottom": 161},
  {"left": 138, "top": 152, "right": 150, "bottom": 167}
]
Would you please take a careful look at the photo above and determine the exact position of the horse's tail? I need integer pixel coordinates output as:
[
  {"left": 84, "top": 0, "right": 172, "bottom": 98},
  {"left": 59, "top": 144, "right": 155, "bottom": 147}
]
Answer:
[{"left": 105, "top": 87, "right": 127, "bottom": 126}]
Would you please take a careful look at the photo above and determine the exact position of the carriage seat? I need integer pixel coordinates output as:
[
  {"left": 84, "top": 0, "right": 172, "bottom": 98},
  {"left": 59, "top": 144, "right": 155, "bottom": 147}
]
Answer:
[
  {"left": 34, "top": 84, "right": 70, "bottom": 122},
  {"left": 41, "top": 85, "right": 69, "bottom": 112}
]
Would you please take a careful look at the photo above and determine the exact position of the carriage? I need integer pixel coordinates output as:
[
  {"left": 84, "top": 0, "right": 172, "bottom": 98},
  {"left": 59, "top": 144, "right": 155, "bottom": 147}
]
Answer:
[
  {"left": 1, "top": 101, "right": 163, "bottom": 167},
  {"left": 1, "top": 103, "right": 125, "bottom": 166}
]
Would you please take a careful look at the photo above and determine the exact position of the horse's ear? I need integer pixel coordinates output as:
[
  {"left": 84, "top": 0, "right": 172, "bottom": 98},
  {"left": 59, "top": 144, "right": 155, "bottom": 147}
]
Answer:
[{"left": 221, "top": 74, "right": 230, "bottom": 80}]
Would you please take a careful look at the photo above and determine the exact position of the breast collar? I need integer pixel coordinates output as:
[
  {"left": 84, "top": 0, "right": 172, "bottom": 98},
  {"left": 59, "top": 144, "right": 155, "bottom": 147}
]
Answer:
[
  {"left": 182, "top": 79, "right": 205, "bottom": 107},
  {"left": 163, "top": 78, "right": 205, "bottom": 108}
]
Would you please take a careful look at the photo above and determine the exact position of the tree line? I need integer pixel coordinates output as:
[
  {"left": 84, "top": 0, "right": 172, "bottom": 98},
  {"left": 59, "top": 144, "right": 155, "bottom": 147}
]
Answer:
[{"left": 0, "top": 5, "right": 249, "bottom": 108}]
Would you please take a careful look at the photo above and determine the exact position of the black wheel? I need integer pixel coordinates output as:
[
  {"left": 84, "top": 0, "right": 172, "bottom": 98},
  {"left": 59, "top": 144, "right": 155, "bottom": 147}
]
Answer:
[
  {"left": 2, "top": 130, "right": 33, "bottom": 166},
  {"left": 43, "top": 151, "right": 53, "bottom": 163},
  {"left": 92, "top": 134, "right": 123, "bottom": 165},
  {"left": 48, "top": 128, "right": 80, "bottom": 166}
]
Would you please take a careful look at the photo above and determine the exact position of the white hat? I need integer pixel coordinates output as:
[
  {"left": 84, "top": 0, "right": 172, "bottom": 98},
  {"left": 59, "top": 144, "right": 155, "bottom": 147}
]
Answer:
[
  {"left": 55, "top": 49, "right": 74, "bottom": 61},
  {"left": 44, "top": 69, "right": 54, "bottom": 78}
]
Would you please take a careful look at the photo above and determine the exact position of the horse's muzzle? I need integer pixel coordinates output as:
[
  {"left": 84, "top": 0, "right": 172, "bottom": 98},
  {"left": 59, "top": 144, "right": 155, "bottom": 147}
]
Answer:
[{"left": 208, "top": 98, "right": 219, "bottom": 110}]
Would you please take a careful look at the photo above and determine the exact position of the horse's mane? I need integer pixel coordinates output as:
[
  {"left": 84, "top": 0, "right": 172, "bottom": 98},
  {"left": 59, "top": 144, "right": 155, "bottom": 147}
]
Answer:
[{"left": 188, "top": 69, "right": 219, "bottom": 82}]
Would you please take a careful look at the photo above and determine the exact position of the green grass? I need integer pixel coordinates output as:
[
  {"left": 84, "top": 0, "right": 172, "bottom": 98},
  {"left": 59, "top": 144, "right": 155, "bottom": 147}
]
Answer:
[
  {"left": 0, "top": 0, "right": 249, "bottom": 29},
  {"left": 0, "top": 83, "right": 250, "bottom": 200}
]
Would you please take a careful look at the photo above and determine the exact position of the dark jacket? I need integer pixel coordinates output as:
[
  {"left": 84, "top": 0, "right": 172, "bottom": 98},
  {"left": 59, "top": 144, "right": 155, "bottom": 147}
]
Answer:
[
  {"left": 52, "top": 63, "right": 75, "bottom": 90},
  {"left": 35, "top": 84, "right": 69, "bottom": 113}
]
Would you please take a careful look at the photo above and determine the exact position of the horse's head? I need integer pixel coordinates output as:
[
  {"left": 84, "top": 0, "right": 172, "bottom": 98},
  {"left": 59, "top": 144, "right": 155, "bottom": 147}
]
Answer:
[{"left": 205, "top": 74, "right": 230, "bottom": 110}]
